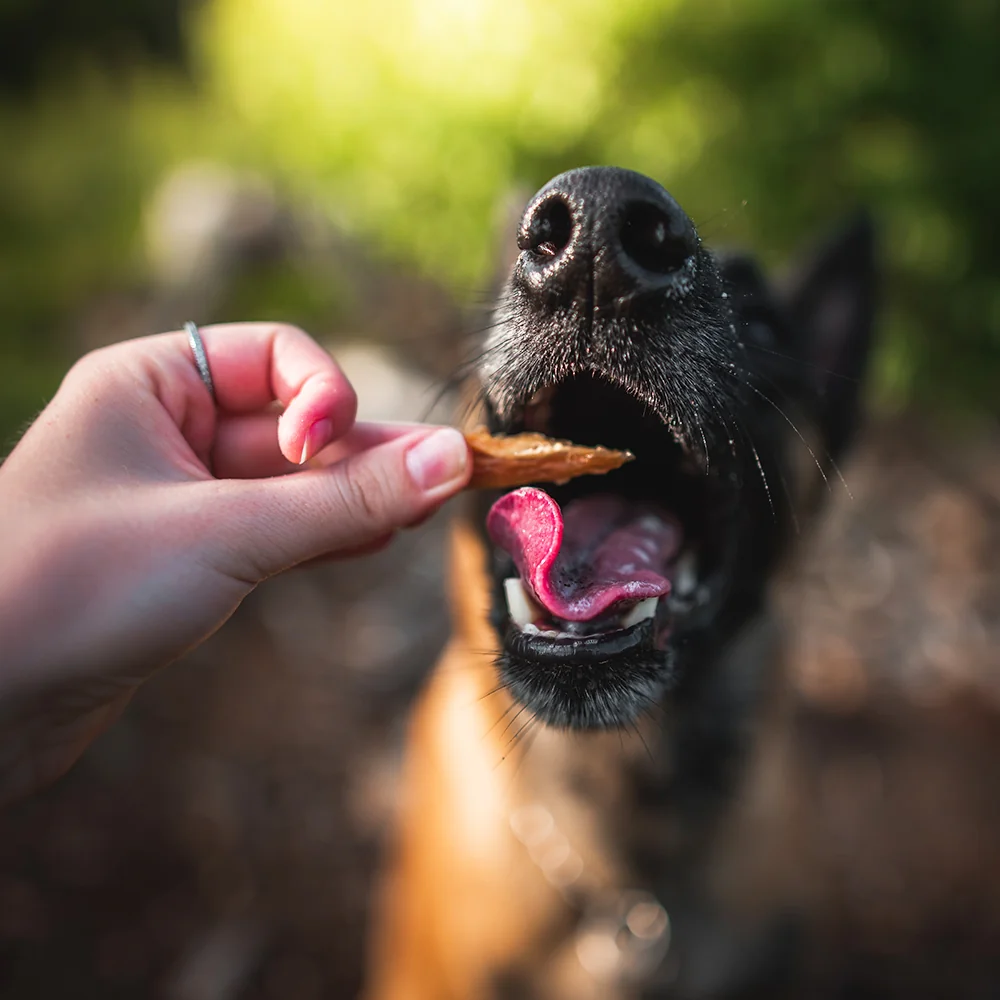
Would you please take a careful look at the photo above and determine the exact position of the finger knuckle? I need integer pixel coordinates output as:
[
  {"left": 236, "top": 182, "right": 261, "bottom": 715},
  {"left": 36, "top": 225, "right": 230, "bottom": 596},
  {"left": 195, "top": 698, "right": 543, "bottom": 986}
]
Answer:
[
  {"left": 65, "top": 346, "right": 111, "bottom": 386},
  {"left": 334, "top": 456, "right": 390, "bottom": 529},
  {"left": 270, "top": 322, "right": 309, "bottom": 344}
]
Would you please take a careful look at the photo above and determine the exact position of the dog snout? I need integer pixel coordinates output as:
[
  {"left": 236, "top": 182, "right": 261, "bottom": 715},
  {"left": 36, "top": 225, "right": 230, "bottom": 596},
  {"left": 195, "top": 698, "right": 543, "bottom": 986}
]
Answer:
[{"left": 516, "top": 166, "right": 699, "bottom": 310}]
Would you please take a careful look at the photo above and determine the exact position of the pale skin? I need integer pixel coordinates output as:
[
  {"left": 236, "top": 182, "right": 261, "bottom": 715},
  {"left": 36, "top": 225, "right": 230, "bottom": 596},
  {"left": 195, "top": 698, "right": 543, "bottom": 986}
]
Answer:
[{"left": 0, "top": 322, "right": 471, "bottom": 803}]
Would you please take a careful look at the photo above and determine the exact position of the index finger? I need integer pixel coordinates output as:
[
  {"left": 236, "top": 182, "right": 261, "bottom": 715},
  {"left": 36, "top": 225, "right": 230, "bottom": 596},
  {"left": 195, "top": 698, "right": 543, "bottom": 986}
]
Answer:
[
  {"left": 194, "top": 322, "right": 358, "bottom": 464},
  {"left": 194, "top": 322, "right": 353, "bottom": 412}
]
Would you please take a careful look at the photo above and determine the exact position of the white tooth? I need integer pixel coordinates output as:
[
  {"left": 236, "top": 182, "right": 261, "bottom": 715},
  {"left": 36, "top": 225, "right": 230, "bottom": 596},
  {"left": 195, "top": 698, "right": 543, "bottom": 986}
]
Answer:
[
  {"left": 505, "top": 577, "right": 540, "bottom": 629},
  {"left": 622, "top": 597, "right": 659, "bottom": 629},
  {"left": 522, "top": 623, "right": 540, "bottom": 636},
  {"left": 675, "top": 552, "right": 698, "bottom": 596}
]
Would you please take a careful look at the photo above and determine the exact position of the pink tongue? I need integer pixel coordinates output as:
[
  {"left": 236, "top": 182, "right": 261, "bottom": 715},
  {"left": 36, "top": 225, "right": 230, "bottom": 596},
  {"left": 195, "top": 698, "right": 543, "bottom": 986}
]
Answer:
[{"left": 486, "top": 487, "right": 680, "bottom": 622}]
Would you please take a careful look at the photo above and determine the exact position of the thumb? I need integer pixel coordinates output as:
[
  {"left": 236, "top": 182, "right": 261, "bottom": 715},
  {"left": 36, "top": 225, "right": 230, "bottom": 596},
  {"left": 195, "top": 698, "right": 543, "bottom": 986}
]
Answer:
[{"left": 212, "top": 427, "right": 470, "bottom": 580}]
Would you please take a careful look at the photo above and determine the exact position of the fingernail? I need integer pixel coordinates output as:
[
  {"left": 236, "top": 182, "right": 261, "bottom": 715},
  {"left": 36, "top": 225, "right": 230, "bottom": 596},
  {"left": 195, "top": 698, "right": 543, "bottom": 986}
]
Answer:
[
  {"left": 405, "top": 428, "right": 469, "bottom": 493},
  {"left": 299, "top": 418, "right": 332, "bottom": 464}
]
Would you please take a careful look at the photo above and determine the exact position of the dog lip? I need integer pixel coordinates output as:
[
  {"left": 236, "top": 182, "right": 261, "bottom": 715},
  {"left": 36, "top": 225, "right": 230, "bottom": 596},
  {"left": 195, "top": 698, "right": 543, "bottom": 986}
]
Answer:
[{"left": 504, "top": 617, "right": 656, "bottom": 665}]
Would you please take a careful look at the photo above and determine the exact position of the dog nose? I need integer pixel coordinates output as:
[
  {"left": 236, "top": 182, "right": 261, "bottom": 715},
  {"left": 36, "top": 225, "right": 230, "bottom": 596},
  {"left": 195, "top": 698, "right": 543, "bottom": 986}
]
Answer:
[{"left": 516, "top": 167, "right": 699, "bottom": 307}]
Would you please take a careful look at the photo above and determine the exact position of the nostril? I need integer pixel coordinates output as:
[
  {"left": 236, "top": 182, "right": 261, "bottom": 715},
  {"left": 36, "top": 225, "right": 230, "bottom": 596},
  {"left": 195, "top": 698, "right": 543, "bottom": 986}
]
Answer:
[
  {"left": 519, "top": 196, "right": 573, "bottom": 258},
  {"left": 620, "top": 201, "right": 693, "bottom": 275}
]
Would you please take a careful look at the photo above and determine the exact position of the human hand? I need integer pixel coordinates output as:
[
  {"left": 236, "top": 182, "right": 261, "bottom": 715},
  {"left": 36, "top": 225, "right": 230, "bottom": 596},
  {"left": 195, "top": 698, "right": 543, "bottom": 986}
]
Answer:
[{"left": 0, "top": 322, "right": 470, "bottom": 801}]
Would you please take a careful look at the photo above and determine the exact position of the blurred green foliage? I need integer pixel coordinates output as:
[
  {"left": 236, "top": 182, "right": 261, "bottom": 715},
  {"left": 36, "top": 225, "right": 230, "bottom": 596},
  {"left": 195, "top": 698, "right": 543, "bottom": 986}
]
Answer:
[
  {"left": 1, "top": 0, "right": 998, "bottom": 447},
  {"left": 0, "top": 72, "right": 206, "bottom": 444}
]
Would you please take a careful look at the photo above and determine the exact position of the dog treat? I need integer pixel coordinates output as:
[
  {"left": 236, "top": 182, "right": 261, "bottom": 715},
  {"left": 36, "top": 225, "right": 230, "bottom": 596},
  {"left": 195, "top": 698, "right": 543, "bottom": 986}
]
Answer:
[{"left": 464, "top": 427, "right": 633, "bottom": 490}]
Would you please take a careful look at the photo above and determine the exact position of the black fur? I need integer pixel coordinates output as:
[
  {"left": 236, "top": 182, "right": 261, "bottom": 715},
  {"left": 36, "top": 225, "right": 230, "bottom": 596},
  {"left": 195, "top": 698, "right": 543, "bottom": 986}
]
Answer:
[
  {"left": 481, "top": 167, "right": 740, "bottom": 452},
  {"left": 473, "top": 166, "right": 875, "bottom": 732}
]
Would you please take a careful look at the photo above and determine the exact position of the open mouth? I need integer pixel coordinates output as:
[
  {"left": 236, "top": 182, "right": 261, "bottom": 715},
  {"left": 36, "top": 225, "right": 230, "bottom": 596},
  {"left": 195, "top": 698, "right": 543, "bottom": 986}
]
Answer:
[{"left": 485, "top": 374, "right": 734, "bottom": 729}]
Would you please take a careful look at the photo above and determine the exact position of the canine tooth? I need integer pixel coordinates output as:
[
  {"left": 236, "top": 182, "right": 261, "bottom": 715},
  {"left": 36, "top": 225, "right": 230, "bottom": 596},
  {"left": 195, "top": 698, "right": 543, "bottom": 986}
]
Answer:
[
  {"left": 622, "top": 597, "right": 659, "bottom": 629},
  {"left": 675, "top": 552, "right": 698, "bottom": 596},
  {"left": 505, "top": 577, "right": 540, "bottom": 629}
]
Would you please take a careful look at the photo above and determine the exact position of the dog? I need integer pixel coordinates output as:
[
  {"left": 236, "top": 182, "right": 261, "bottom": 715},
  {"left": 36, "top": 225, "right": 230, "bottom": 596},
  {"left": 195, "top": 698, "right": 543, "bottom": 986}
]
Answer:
[{"left": 365, "top": 166, "right": 876, "bottom": 999}]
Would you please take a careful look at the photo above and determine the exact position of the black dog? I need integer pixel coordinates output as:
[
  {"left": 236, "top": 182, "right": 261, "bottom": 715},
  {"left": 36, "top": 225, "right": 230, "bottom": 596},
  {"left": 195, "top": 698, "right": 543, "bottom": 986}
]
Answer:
[
  {"left": 477, "top": 166, "right": 874, "bottom": 732},
  {"left": 367, "top": 166, "right": 875, "bottom": 1000}
]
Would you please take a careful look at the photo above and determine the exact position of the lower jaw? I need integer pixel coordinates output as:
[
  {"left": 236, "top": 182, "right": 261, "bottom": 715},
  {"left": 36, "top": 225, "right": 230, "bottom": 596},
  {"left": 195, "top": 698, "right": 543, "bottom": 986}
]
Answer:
[
  {"left": 497, "top": 620, "right": 676, "bottom": 730},
  {"left": 504, "top": 617, "right": 661, "bottom": 663}
]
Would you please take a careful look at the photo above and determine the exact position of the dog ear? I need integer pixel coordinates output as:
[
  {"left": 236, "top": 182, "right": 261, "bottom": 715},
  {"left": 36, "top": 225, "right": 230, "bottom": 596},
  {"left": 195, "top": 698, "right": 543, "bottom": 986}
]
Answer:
[{"left": 783, "top": 212, "right": 877, "bottom": 458}]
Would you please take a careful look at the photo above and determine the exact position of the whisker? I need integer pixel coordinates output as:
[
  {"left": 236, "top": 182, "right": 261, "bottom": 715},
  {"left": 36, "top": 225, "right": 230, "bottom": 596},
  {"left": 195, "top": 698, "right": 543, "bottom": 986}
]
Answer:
[
  {"left": 463, "top": 285, "right": 505, "bottom": 308},
  {"left": 694, "top": 201, "right": 747, "bottom": 240},
  {"left": 629, "top": 719, "right": 655, "bottom": 764},
  {"left": 731, "top": 384, "right": 805, "bottom": 536},
  {"left": 495, "top": 713, "right": 540, "bottom": 772},
  {"left": 702, "top": 394, "right": 739, "bottom": 466},
  {"left": 458, "top": 322, "right": 503, "bottom": 342},
  {"left": 419, "top": 380, "right": 461, "bottom": 422},
  {"left": 482, "top": 701, "right": 518, "bottom": 740},
  {"left": 743, "top": 365, "right": 856, "bottom": 503},
  {"left": 448, "top": 393, "right": 479, "bottom": 429},
  {"left": 742, "top": 342, "right": 861, "bottom": 384},
  {"left": 736, "top": 410, "right": 801, "bottom": 534},
  {"left": 504, "top": 713, "right": 537, "bottom": 754},
  {"left": 747, "top": 435, "right": 776, "bottom": 521},
  {"left": 504, "top": 718, "right": 541, "bottom": 780},
  {"left": 743, "top": 380, "right": 853, "bottom": 500},
  {"left": 698, "top": 421, "right": 711, "bottom": 475},
  {"left": 477, "top": 682, "right": 509, "bottom": 703},
  {"left": 719, "top": 368, "right": 813, "bottom": 525},
  {"left": 769, "top": 459, "right": 801, "bottom": 535},
  {"left": 438, "top": 646, "right": 500, "bottom": 671},
  {"left": 417, "top": 337, "right": 508, "bottom": 422},
  {"left": 636, "top": 693, "right": 668, "bottom": 720},
  {"left": 498, "top": 703, "right": 529, "bottom": 742}
]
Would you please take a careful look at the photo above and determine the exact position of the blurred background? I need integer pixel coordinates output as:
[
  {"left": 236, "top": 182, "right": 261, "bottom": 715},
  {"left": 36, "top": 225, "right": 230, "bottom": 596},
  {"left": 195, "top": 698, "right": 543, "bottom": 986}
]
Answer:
[
  {"left": 2, "top": 0, "right": 1000, "bottom": 445},
  {"left": 1, "top": 1, "right": 999, "bottom": 998}
]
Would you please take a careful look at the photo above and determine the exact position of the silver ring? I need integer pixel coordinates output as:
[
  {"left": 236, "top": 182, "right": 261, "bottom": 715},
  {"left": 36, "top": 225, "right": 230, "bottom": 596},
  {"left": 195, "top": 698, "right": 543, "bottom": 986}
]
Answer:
[{"left": 185, "top": 322, "right": 216, "bottom": 403}]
